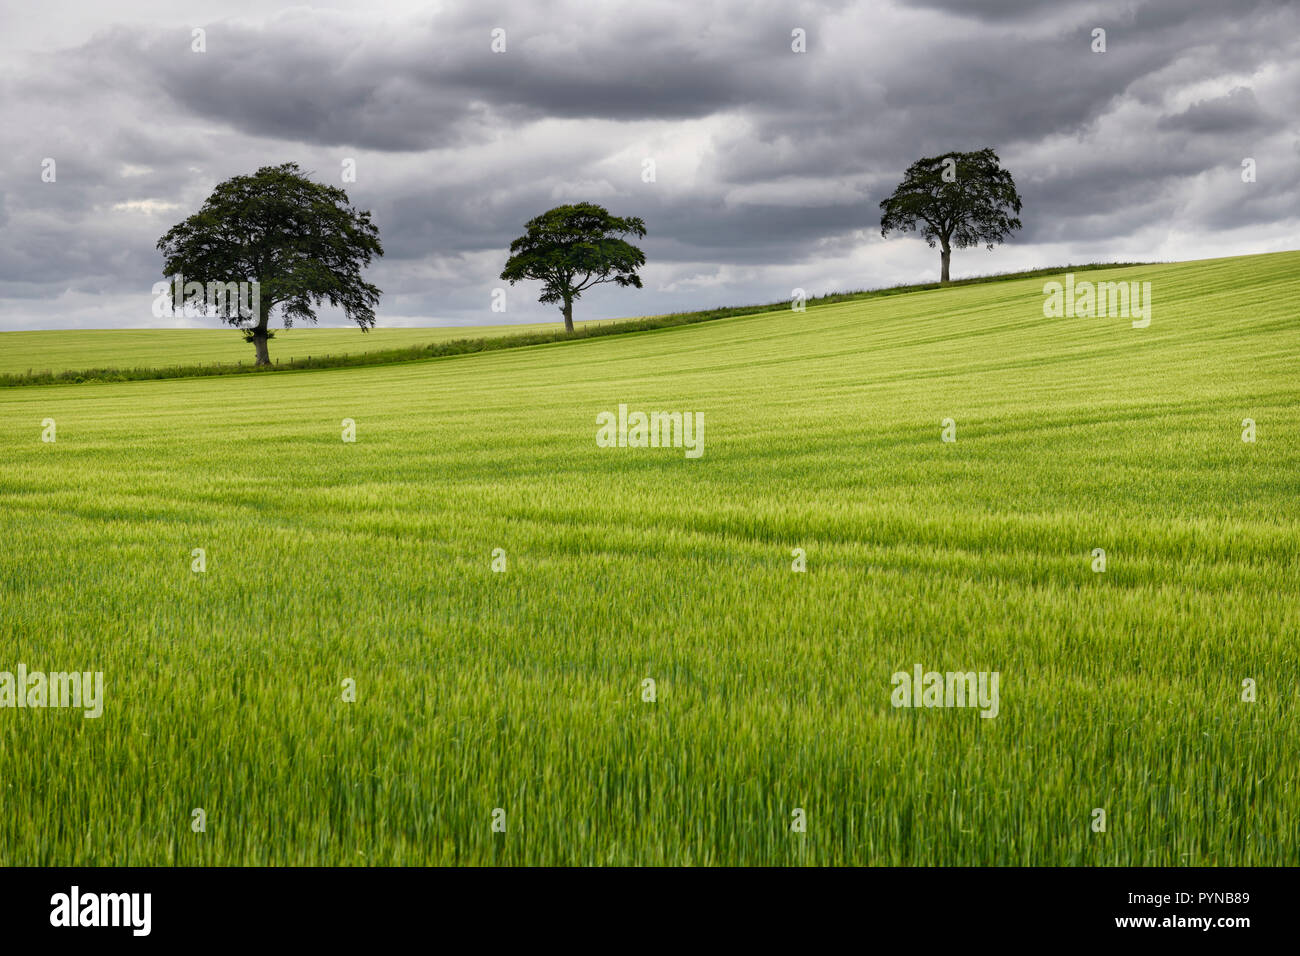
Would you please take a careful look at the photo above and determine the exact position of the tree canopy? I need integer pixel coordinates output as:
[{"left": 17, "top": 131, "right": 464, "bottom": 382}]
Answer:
[
  {"left": 157, "top": 162, "right": 383, "bottom": 365},
  {"left": 500, "top": 203, "right": 646, "bottom": 333},
  {"left": 879, "top": 148, "right": 1022, "bottom": 283}
]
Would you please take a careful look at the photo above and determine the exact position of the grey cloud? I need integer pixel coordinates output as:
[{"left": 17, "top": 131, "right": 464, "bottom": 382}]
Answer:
[
  {"left": 1157, "top": 87, "right": 1271, "bottom": 134},
  {"left": 0, "top": 0, "right": 1297, "bottom": 330}
]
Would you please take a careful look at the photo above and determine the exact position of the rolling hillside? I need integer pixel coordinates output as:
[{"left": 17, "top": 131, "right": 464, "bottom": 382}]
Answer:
[{"left": 1, "top": 250, "right": 1296, "bottom": 865}]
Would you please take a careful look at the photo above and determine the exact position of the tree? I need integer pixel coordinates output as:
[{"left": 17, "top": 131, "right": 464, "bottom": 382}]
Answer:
[
  {"left": 879, "top": 148, "right": 1022, "bottom": 284},
  {"left": 157, "top": 163, "right": 383, "bottom": 366},
  {"left": 500, "top": 203, "right": 646, "bottom": 333}
]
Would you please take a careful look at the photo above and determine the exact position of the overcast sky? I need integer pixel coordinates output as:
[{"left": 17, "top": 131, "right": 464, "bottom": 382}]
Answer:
[{"left": 1, "top": 0, "right": 1297, "bottom": 330}]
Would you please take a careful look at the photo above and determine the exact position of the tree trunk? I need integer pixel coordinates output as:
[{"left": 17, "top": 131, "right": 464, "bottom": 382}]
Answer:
[
  {"left": 940, "top": 244, "right": 951, "bottom": 285},
  {"left": 562, "top": 298, "right": 574, "bottom": 334},
  {"left": 252, "top": 331, "right": 271, "bottom": 366},
  {"left": 252, "top": 299, "right": 272, "bottom": 366}
]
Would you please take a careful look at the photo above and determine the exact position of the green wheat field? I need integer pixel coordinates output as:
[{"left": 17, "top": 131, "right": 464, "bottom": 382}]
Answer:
[{"left": 1, "top": 250, "right": 1296, "bottom": 865}]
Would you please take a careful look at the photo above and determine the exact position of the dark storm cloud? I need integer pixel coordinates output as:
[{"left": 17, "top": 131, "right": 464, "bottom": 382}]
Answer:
[
  {"left": 1157, "top": 87, "right": 1271, "bottom": 134},
  {"left": 0, "top": 0, "right": 1297, "bottom": 329},
  {"left": 901, "top": 0, "right": 1087, "bottom": 20},
  {"left": 91, "top": 4, "right": 837, "bottom": 152},
  {"left": 907, "top": 0, "right": 1290, "bottom": 25}
]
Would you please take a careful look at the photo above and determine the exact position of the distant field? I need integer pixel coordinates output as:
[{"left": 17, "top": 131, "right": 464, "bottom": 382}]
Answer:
[
  {"left": 0, "top": 323, "right": 588, "bottom": 375},
  {"left": 0, "top": 265, "right": 1139, "bottom": 383},
  {"left": 1, "top": 251, "right": 1297, "bottom": 865}
]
